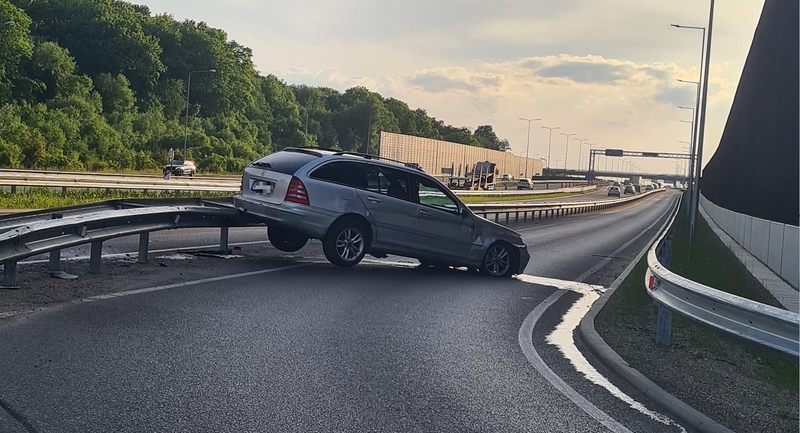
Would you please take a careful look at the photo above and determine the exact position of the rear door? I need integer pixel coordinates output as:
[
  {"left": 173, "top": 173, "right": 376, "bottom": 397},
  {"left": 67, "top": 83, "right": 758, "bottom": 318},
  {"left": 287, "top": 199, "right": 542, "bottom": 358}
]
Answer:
[{"left": 354, "top": 164, "right": 416, "bottom": 248}]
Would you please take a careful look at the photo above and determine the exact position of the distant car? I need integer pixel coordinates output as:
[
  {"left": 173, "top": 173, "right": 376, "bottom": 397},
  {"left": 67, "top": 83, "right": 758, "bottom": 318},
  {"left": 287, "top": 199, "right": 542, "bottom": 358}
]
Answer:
[
  {"left": 502, "top": 174, "right": 514, "bottom": 181},
  {"left": 233, "top": 147, "right": 530, "bottom": 277},
  {"left": 624, "top": 185, "right": 636, "bottom": 195},
  {"left": 517, "top": 179, "right": 533, "bottom": 190},
  {"left": 164, "top": 159, "right": 196, "bottom": 177},
  {"left": 608, "top": 186, "right": 621, "bottom": 197}
]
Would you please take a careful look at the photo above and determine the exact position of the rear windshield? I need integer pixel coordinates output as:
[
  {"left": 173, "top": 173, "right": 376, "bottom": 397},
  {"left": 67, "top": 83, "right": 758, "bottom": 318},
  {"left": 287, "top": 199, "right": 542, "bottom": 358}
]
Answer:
[{"left": 250, "top": 150, "right": 321, "bottom": 175}]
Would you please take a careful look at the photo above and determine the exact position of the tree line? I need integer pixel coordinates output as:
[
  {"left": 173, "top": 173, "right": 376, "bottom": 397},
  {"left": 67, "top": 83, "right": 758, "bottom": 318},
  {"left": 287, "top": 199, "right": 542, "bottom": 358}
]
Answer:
[{"left": 0, "top": 0, "right": 511, "bottom": 173}]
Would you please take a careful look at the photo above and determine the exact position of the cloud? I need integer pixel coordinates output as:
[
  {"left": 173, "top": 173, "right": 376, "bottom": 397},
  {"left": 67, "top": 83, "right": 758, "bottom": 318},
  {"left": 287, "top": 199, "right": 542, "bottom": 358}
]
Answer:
[{"left": 406, "top": 71, "right": 479, "bottom": 93}]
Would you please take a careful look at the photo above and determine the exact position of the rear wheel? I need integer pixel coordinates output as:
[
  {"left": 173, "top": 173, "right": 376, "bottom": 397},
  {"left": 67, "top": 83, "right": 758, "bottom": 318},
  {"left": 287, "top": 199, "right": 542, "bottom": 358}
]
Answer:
[
  {"left": 323, "top": 219, "right": 369, "bottom": 267},
  {"left": 480, "top": 242, "right": 517, "bottom": 278},
  {"left": 268, "top": 226, "right": 308, "bottom": 252}
]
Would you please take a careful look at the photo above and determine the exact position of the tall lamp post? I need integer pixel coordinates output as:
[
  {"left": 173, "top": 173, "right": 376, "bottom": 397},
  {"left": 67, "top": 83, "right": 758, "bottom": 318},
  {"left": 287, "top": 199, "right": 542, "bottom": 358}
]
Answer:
[
  {"left": 677, "top": 105, "right": 696, "bottom": 206},
  {"left": 559, "top": 133, "right": 576, "bottom": 171},
  {"left": 574, "top": 138, "right": 588, "bottom": 171},
  {"left": 518, "top": 117, "right": 541, "bottom": 178},
  {"left": 671, "top": 19, "right": 709, "bottom": 241},
  {"left": 184, "top": 69, "right": 217, "bottom": 160},
  {"left": 541, "top": 125, "right": 561, "bottom": 172}
]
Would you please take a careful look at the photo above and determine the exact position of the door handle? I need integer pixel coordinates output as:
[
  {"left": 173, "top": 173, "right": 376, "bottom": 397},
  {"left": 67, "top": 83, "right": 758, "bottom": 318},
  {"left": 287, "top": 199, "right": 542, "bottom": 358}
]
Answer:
[
  {"left": 367, "top": 196, "right": 382, "bottom": 204},
  {"left": 418, "top": 209, "right": 431, "bottom": 216}
]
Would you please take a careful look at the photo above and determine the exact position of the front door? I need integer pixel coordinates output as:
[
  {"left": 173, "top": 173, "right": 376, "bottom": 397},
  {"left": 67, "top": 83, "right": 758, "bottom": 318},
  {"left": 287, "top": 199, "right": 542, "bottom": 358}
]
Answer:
[{"left": 410, "top": 174, "right": 475, "bottom": 260}]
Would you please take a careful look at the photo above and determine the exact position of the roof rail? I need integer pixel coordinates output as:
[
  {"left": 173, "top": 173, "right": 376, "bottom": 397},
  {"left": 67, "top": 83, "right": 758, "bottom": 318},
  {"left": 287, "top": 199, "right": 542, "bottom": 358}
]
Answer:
[{"left": 332, "top": 151, "right": 425, "bottom": 172}]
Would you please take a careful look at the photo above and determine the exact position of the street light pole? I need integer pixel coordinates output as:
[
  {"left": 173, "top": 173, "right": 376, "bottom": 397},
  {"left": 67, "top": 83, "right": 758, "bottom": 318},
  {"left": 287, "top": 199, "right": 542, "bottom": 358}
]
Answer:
[
  {"left": 559, "top": 133, "right": 576, "bottom": 171},
  {"left": 184, "top": 69, "right": 217, "bottom": 160},
  {"left": 574, "top": 138, "right": 588, "bottom": 171},
  {"left": 671, "top": 21, "right": 708, "bottom": 241},
  {"left": 541, "top": 125, "right": 561, "bottom": 172},
  {"left": 518, "top": 117, "right": 541, "bottom": 178}
]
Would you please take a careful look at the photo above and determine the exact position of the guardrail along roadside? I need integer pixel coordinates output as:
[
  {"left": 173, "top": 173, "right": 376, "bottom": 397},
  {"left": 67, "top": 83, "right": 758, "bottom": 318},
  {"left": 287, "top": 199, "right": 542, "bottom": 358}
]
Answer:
[
  {"left": 0, "top": 169, "right": 596, "bottom": 197},
  {"left": 0, "top": 188, "right": 664, "bottom": 289},
  {"left": 645, "top": 194, "right": 800, "bottom": 359}
]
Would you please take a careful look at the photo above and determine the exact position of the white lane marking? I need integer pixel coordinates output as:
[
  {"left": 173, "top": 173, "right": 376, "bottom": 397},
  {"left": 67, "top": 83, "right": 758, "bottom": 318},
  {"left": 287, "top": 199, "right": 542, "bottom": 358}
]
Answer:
[
  {"left": 83, "top": 263, "right": 311, "bottom": 301},
  {"left": 17, "top": 240, "right": 272, "bottom": 265},
  {"left": 0, "top": 263, "right": 311, "bottom": 320},
  {"left": 518, "top": 290, "right": 633, "bottom": 433},
  {"left": 517, "top": 194, "right": 683, "bottom": 431},
  {"left": 545, "top": 284, "right": 687, "bottom": 432}
]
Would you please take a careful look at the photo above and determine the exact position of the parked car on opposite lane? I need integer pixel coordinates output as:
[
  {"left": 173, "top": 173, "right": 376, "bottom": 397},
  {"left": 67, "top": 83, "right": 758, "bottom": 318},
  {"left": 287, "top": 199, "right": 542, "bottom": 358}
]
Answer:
[
  {"left": 233, "top": 148, "right": 531, "bottom": 277},
  {"left": 608, "top": 186, "right": 621, "bottom": 197}
]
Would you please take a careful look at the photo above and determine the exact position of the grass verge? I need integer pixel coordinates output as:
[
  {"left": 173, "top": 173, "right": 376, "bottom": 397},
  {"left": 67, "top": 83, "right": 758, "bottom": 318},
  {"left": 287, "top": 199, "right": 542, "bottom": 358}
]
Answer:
[
  {"left": 0, "top": 188, "right": 230, "bottom": 210},
  {"left": 458, "top": 189, "right": 594, "bottom": 204},
  {"left": 596, "top": 193, "right": 798, "bottom": 433}
]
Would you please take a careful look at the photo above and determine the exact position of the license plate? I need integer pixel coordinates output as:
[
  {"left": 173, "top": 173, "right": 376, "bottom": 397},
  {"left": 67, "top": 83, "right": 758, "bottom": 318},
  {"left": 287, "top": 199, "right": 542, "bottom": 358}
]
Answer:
[{"left": 250, "top": 180, "right": 273, "bottom": 195}]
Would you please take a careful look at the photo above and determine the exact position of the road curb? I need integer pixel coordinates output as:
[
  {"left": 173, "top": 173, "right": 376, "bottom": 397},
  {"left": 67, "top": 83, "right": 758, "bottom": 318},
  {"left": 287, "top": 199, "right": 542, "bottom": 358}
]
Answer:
[{"left": 577, "top": 195, "right": 735, "bottom": 433}]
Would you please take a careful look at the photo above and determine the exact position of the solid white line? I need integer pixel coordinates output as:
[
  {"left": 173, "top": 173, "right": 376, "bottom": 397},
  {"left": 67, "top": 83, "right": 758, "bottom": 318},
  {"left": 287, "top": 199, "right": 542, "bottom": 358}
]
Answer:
[
  {"left": 518, "top": 290, "right": 633, "bottom": 433},
  {"left": 517, "top": 194, "right": 681, "bottom": 432},
  {"left": 83, "top": 263, "right": 311, "bottom": 301}
]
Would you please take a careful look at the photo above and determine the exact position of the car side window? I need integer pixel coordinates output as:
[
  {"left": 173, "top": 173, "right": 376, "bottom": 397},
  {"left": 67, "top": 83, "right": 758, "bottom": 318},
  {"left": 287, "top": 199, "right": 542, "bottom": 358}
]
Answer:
[
  {"left": 365, "top": 165, "right": 410, "bottom": 201},
  {"left": 309, "top": 161, "right": 369, "bottom": 189},
  {"left": 412, "top": 175, "right": 460, "bottom": 214}
]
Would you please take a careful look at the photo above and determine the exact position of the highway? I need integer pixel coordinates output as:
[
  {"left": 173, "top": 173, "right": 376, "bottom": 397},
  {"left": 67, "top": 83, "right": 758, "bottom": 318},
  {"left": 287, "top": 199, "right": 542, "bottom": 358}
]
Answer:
[{"left": 0, "top": 191, "right": 686, "bottom": 432}]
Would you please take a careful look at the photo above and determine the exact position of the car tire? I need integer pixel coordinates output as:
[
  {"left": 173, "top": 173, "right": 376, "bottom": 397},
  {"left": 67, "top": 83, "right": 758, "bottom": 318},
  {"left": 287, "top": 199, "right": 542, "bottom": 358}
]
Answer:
[
  {"left": 189, "top": 171, "right": 194, "bottom": 177},
  {"left": 268, "top": 226, "right": 308, "bottom": 252},
  {"left": 480, "top": 242, "right": 517, "bottom": 278},
  {"left": 323, "top": 218, "right": 369, "bottom": 268}
]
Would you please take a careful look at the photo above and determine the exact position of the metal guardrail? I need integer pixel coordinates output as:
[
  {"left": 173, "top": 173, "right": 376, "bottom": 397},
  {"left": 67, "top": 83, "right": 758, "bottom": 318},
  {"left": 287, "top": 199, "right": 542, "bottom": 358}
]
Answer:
[
  {"left": 0, "top": 169, "right": 596, "bottom": 197},
  {"left": 470, "top": 188, "right": 664, "bottom": 224},
  {"left": 645, "top": 194, "right": 800, "bottom": 359},
  {"left": 0, "top": 188, "right": 660, "bottom": 289}
]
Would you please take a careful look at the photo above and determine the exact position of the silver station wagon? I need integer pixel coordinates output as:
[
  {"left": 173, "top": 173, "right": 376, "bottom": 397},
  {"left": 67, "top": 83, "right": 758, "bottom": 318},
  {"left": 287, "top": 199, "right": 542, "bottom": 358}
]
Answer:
[{"left": 233, "top": 148, "right": 530, "bottom": 277}]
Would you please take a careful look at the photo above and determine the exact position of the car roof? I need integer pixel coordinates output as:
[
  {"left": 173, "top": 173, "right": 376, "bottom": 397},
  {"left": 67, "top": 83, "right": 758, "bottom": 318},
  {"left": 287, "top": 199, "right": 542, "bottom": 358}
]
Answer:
[{"left": 281, "top": 147, "right": 427, "bottom": 174}]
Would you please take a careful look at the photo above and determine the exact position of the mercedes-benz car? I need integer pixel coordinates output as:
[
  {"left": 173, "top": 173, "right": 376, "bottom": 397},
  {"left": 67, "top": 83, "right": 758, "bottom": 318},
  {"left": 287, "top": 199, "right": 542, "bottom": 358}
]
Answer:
[{"left": 233, "top": 147, "right": 530, "bottom": 277}]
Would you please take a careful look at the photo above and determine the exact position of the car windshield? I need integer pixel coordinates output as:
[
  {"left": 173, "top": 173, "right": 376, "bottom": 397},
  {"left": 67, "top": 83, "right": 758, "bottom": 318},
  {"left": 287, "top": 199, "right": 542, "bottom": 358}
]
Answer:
[{"left": 170, "top": 160, "right": 184, "bottom": 165}]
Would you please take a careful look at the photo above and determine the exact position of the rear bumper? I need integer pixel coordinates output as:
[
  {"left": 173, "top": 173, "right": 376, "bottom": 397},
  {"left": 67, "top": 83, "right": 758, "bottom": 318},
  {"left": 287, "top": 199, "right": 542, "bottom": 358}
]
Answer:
[{"left": 233, "top": 195, "right": 334, "bottom": 239}]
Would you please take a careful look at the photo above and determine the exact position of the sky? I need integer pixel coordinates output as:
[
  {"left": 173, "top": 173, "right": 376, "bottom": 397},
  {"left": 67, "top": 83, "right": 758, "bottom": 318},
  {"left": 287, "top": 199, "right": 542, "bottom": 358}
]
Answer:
[{"left": 139, "top": 0, "right": 765, "bottom": 177}]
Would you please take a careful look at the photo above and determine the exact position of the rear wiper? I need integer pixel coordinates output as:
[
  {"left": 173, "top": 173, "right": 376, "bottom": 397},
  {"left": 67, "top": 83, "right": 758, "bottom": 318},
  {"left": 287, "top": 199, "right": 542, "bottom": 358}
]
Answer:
[{"left": 251, "top": 161, "right": 272, "bottom": 168}]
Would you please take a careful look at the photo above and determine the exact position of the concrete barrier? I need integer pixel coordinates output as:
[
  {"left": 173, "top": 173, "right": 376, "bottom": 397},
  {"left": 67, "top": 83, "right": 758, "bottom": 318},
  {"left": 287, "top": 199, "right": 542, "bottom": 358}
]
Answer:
[{"left": 700, "top": 194, "right": 798, "bottom": 289}]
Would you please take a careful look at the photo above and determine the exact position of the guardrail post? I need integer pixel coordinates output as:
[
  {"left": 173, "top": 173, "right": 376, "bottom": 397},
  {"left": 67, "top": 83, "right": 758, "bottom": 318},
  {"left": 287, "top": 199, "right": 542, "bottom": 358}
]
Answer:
[
  {"left": 656, "top": 305, "right": 672, "bottom": 345},
  {"left": 61, "top": 187, "right": 67, "bottom": 198},
  {"left": 138, "top": 232, "right": 149, "bottom": 264},
  {"left": 220, "top": 227, "right": 229, "bottom": 251},
  {"left": 89, "top": 241, "right": 102, "bottom": 274},
  {"left": 49, "top": 250, "right": 60, "bottom": 273},
  {"left": 10, "top": 185, "right": 16, "bottom": 194},
  {"left": 2, "top": 261, "right": 17, "bottom": 287}
]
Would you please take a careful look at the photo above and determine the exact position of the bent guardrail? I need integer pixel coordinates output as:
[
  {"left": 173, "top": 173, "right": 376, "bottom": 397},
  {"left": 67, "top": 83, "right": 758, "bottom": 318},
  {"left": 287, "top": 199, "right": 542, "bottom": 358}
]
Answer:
[
  {"left": 0, "top": 188, "right": 665, "bottom": 289},
  {"left": 645, "top": 195, "right": 800, "bottom": 359}
]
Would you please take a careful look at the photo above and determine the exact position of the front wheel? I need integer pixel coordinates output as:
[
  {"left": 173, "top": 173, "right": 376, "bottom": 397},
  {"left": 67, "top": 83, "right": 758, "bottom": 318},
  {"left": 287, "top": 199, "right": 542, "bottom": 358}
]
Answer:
[
  {"left": 323, "top": 219, "right": 369, "bottom": 268},
  {"left": 268, "top": 226, "right": 308, "bottom": 252},
  {"left": 480, "top": 242, "right": 517, "bottom": 278}
]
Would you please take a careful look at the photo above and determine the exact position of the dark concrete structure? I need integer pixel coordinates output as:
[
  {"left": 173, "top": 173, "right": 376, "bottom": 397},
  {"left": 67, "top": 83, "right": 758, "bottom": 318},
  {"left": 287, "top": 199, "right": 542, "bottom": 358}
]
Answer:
[{"left": 700, "top": 0, "right": 799, "bottom": 226}]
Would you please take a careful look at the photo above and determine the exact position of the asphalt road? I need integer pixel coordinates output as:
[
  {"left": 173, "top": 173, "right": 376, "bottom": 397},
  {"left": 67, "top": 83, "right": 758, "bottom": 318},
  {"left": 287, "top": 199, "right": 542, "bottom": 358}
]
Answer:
[{"left": 0, "top": 191, "right": 685, "bottom": 432}]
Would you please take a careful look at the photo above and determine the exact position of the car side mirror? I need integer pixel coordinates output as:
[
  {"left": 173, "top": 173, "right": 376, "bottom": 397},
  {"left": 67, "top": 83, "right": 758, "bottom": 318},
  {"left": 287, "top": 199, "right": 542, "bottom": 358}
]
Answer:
[{"left": 459, "top": 207, "right": 469, "bottom": 218}]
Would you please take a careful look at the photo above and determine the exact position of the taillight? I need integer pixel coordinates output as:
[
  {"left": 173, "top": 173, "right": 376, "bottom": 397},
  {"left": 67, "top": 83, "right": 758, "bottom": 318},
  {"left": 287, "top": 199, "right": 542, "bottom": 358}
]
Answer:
[{"left": 285, "top": 176, "right": 309, "bottom": 205}]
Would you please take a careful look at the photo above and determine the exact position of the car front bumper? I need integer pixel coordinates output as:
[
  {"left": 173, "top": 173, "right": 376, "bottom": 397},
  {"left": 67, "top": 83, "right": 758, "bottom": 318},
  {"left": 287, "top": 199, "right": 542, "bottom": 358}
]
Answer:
[{"left": 515, "top": 244, "right": 531, "bottom": 274}]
